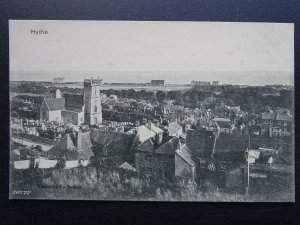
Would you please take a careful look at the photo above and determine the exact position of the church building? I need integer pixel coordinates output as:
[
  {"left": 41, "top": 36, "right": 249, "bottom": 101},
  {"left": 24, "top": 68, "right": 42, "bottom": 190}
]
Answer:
[{"left": 40, "top": 77, "right": 102, "bottom": 125}]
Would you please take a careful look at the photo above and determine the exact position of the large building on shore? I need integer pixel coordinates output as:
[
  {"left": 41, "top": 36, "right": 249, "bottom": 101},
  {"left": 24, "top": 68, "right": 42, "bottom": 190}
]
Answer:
[{"left": 40, "top": 77, "right": 102, "bottom": 125}]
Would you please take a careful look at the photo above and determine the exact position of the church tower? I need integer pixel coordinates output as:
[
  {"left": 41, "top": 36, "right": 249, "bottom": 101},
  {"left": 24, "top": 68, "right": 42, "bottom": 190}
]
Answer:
[{"left": 83, "top": 77, "right": 102, "bottom": 125}]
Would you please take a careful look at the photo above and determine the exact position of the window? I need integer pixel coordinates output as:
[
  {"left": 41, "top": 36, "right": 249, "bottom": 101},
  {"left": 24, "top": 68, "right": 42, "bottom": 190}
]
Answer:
[
  {"left": 284, "top": 122, "right": 288, "bottom": 126},
  {"left": 278, "top": 121, "right": 282, "bottom": 125},
  {"left": 269, "top": 120, "right": 273, "bottom": 124},
  {"left": 95, "top": 89, "right": 96, "bottom": 95},
  {"left": 265, "top": 120, "right": 268, "bottom": 124},
  {"left": 94, "top": 105, "right": 97, "bottom": 112}
]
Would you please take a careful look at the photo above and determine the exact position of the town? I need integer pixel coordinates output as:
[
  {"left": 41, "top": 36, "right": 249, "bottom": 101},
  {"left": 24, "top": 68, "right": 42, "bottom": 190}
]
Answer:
[{"left": 10, "top": 77, "right": 294, "bottom": 201}]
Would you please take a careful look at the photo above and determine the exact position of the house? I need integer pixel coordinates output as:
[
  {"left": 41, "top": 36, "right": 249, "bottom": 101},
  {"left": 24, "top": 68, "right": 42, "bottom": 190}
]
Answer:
[
  {"left": 185, "top": 129, "right": 249, "bottom": 189},
  {"left": 134, "top": 134, "right": 180, "bottom": 181},
  {"left": 260, "top": 110, "right": 293, "bottom": 137},
  {"left": 127, "top": 123, "right": 163, "bottom": 144},
  {"left": 208, "top": 118, "right": 233, "bottom": 133}
]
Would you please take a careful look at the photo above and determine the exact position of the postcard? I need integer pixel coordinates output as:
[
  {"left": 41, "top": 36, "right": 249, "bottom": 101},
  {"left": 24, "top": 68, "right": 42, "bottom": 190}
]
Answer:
[{"left": 9, "top": 20, "right": 294, "bottom": 201}]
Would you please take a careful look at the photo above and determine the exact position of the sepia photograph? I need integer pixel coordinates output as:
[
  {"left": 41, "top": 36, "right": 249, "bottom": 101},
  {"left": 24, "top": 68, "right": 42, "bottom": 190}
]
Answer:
[{"left": 9, "top": 20, "right": 294, "bottom": 202}]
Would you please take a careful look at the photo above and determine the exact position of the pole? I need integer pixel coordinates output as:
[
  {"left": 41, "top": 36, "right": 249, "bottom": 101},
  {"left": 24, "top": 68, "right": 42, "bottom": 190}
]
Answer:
[{"left": 246, "top": 148, "right": 250, "bottom": 197}]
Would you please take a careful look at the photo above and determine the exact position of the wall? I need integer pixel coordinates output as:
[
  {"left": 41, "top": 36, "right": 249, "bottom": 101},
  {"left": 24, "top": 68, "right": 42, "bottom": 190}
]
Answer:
[
  {"left": 48, "top": 110, "right": 62, "bottom": 122},
  {"left": 62, "top": 110, "right": 84, "bottom": 125},
  {"left": 40, "top": 101, "right": 49, "bottom": 121},
  {"left": 135, "top": 152, "right": 175, "bottom": 181},
  {"left": 226, "top": 167, "right": 244, "bottom": 190},
  {"left": 175, "top": 153, "right": 195, "bottom": 181}
]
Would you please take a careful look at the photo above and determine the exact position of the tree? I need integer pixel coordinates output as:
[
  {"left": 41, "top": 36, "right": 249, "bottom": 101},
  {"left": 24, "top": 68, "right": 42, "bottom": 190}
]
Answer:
[{"left": 156, "top": 91, "right": 166, "bottom": 102}]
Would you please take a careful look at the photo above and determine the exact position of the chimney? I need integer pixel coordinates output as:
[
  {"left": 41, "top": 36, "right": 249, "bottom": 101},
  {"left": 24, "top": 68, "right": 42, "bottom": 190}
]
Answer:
[
  {"left": 76, "top": 129, "right": 82, "bottom": 150},
  {"left": 177, "top": 139, "right": 182, "bottom": 150}
]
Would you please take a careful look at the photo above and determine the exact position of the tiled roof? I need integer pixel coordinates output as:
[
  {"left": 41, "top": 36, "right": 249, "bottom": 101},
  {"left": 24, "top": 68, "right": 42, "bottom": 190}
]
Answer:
[
  {"left": 213, "top": 133, "right": 249, "bottom": 161},
  {"left": 127, "top": 125, "right": 156, "bottom": 143},
  {"left": 175, "top": 145, "right": 195, "bottom": 167},
  {"left": 119, "top": 162, "right": 137, "bottom": 172},
  {"left": 135, "top": 137, "right": 156, "bottom": 153},
  {"left": 275, "top": 113, "right": 292, "bottom": 121},
  {"left": 168, "top": 122, "right": 182, "bottom": 136},
  {"left": 155, "top": 137, "right": 179, "bottom": 155},
  {"left": 135, "top": 136, "right": 179, "bottom": 155},
  {"left": 148, "top": 123, "right": 163, "bottom": 134},
  {"left": 215, "top": 120, "right": 232, "bottom": 129},
  {"left": 64, "top": 94, "right": 84, "bottom": 109},
  {"left": 44, "top": 98, "right": 65, "bottom": 111},
  {"left": 262, "top": 112, "right": 275, "bottom": 120}
]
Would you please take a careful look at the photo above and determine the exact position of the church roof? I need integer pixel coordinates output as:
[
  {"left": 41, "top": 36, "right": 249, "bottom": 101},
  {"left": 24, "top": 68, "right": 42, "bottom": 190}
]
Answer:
[
  {"left": 64, "top": 94, "right": 84, "bottom": 109},
  {"left": 44, "top": 98, "right": 65, "bottom": 111}
]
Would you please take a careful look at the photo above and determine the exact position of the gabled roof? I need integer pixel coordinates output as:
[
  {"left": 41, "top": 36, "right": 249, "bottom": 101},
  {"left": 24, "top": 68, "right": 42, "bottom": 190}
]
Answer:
[
  {"left": 175, "top": 145, "right": 195, "bottom": 167},
  {"left": 155, "top": 137, "right": 179, "bottom": 155},
  {"left": 215, "top": 120, "right": 232, "bottom": 129},
  {"left": 135, "top": 137, "right": 156, "bottom": 153},
  {"left": 64, "top": 94, "right": 84, "bottom": 109},
  {"left": 127, "top": 125, "right": 156, "bottom": 143},
  {"left": 275, "top": 113, "right": 292, "bottom": 121},
  {"left": 119, "top": 162, "right": 137, "bottom": 172},
  {"left": 262, "top": 111, "right": 275, "bottom": 120},
  {"left": 168, "top": 122, "right": 182, "bottom": 136},
  {"left": 135, "top": 136, "right": 179, "bottom": 155},
  {"left": 44, "top": 98, "right": 65, "bottom": 111}
]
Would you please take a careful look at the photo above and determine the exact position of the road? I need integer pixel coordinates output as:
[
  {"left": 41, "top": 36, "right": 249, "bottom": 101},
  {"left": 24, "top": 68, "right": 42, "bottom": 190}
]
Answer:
[{"left": 11, "top": 136, "right": 53, "bottom": 151}]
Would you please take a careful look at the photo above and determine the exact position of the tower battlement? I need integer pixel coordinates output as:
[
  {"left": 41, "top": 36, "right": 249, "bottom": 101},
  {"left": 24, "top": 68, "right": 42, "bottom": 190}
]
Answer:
[{"left": 84, "top": 77, "right": 102, "bottom": 87}]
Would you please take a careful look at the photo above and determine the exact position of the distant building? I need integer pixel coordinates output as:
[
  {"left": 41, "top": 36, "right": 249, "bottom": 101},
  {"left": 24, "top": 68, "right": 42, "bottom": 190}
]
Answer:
[
  {"left": 212, "top": 81, "right": 219, "bottom": 86},
  {"left": 151, "top": 80, "right": 165, "bottom": 86},
  {"left": 191, "top": 80, "right": 210, "bottom": 87},
  {"left": 53, "top": 77, "right": 64, "bottom": 84}
]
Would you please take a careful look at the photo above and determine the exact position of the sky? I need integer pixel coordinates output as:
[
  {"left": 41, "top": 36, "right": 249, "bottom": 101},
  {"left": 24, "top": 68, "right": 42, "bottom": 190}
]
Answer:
[{"left": 9, "top": 20, "right": 294, "bottom": 85}]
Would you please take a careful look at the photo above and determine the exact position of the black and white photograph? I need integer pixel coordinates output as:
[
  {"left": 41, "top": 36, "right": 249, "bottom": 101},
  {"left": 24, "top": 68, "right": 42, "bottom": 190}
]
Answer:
[{"left": 9, "top": 20, "right": 294, "bottom": 202}]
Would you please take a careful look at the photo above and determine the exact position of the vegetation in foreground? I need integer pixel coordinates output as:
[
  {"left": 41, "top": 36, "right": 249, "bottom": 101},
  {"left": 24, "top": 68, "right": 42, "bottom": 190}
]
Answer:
[{"left": 10, "top": 166, "right": 294, "bottom": 202}]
